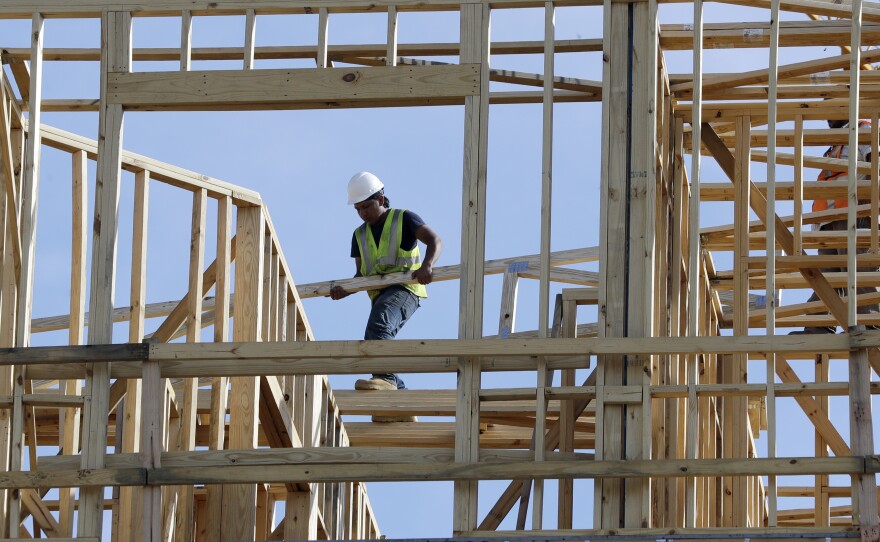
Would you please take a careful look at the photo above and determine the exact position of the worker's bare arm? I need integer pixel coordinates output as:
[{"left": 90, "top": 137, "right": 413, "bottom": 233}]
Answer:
[
  {"left": 412, "top": 225, "right": 442, "bottom": 285},
  {"left": 330, "top": 258, "right": 363, "bottom": 300}
]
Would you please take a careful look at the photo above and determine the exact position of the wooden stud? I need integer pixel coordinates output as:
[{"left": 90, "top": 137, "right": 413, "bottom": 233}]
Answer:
[
  {"left": 815, "top": 354, "right": 830, "bottom": 527},
  {"left": 538, "top": 0, "right": 554, "bottom": 340},
  {"left": 497, "top": 268, "right": 519, "bottom": 338},
  {"left": 317, "top": 8, "right": 329, "bottom": 69},
  {"left": 765, "top": 0, "right": 780, "bottom": 526},
  {"left": 244, "top": 9, "right": 256, "bottom": 70},
  {"left": 531, "top": 358, "right": 547, "bottom": 530},
  {"left": 174, "top": 188, "right": 206, "bottom": 542},
  {"left": 455, "top": 2, "right": 490, "bottom": 533},
  {"left": 626, "top": 0, "right": 657, "bottom": 527},
  {"left": 205, "top": 195, "right": 232, "bottom": 539},
  {"left": 142, "top": 355, "right": 163, "bottom": 542},
  {"left": 557, "top": 297, "right": 576, "bottom": 529},
  {"left": 596, "top": 0, "right": 626, "bottom": 528},
  {"left": 794, "top": 114, "right": 804, "bottom": 255},
  {"left": 7, "top": 12, "right": 43, "bottom": 534},
  {"left": 80, "top": 11, "right": 130, "bottom": 538},
  {"left": 847, "top": 0, "right": 864, "bottom": 329},
  {"left": 118, "top": 169, "right": 149, "bottom": 542},
  {"left": 180, "top": 10, "right": 192, "bottom": 71},
  {"left": 58, "top": 149, "right": 88, "bottom": 536},
  {"left": 386, "top": 5, "right": 398, "bottom": 66},
  {"left": 724, "top": 115, "right": 750, "bottom": 528},
  {"left": 872, "top": 113, "right": 879, "bottom": 254},
  {"left": 14, "top": 10, "right": 43, "bottom": 350},
  {"left": 849, "top": 343, "right": 879, "bottom": 541},
  {"left": 219, "top": 205, "right": 264, "bottom": 540}
]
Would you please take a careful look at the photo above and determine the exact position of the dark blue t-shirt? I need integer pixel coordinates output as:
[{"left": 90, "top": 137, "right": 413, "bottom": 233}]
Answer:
[{"left": 350, "top": 209, "right": 426, "bottom": 258}]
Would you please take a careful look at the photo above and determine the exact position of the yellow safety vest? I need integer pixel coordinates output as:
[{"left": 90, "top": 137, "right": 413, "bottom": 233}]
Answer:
[{"left": 355, "top": 208, "right": 428, "bottom": 302}]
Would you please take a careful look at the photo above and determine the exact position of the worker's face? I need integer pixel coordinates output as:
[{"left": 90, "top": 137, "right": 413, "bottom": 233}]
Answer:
[{"left": 354, "top": 196, "right": 385, "bottom": 225}]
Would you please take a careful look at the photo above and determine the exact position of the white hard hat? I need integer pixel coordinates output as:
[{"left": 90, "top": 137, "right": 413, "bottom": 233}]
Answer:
[{"left": 347, "top": 171, "right": 384, "bottom": 205}]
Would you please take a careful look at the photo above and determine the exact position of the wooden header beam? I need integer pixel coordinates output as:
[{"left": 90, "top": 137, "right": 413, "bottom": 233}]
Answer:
[
  {"left": 107, "top": 65, "right": 480, "bottom": 111},
  {"left": 0, "top": 0, "right": 608, "bottom": 18}
]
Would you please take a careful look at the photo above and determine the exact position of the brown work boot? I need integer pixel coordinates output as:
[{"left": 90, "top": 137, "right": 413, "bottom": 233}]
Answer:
[
  {"left": 355, "top": 377, "right": 396, "bottom": 391},
  {"left": 372, "top": 415, "right": 418, "bottom": 423}
]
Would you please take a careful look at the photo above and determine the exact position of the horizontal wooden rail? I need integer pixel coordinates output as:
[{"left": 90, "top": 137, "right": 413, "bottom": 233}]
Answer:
[
  {"left": 0, "top": 456, "right": 873, "bottom": 489},
  {"left": 0, "top": 0, "right": 609, "bottom": 18},
  {"left": 3, "top": 334, "right": 879, "bottom": 367},
  {"left": 8, "top": 334, "right": 880, "bottom": 379}
]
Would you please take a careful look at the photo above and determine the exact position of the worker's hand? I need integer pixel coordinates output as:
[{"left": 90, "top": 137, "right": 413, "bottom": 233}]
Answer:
[
  {"left": 329, "top": 285, "right": 350, "bottom": 300},
  {"left": 411, "top": 265, "right": 434, "bottom": 285}
]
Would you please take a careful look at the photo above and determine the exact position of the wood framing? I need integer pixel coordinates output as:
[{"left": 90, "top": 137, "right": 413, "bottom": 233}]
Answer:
[{"left": 0, "top": 1, "right": 875, "bottom": 541}]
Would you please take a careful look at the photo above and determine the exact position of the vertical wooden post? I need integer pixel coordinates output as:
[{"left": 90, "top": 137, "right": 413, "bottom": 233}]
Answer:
[
  {"left": 596, "top": 0, "right": 627, "bottom": 526},
  {"left": 814, "top": 354, "right": 830, "bottom": 526},
  {"left": 456, "top": 3, "right": 489, "bottom": 533},
  {"left": 597, "top": 0, "right": 657, "bottom": 527},
  {"left": 533, "top": 8, "right": 556, "bottom": 520},
  {"left": 0, "top": 163, "right": 15, "bottom": 539},
  {"left": 142, "top": 351, "right": 164, "bottom": 542},
  {"left": 59, "top": 150, "right": 88, "bottom": 536},
  {"left": 871, "top": 114, "right": 879, "bottom": 254},
  {"left": 497, "top": 268, "right": 518, "bottom": 338},
  {"left": 667, "top": 118, "right": 699, "bottom": 526},
  {"left": 219, "top": 205, "right": 264, "bottom": 541},
  {"left": 847, "top": 0, "right": 864, "bottom": 329},
  {"left": 793, "top": 115, "right": 804, "bottom": 256},
  {"left": 15, "top": 11, "right": 43, "bottom": 348},
  {"left": 205, "top": 195, "right": 232, "bottom": 540},
  {"left": 284, "top": 328, "right": 320, "bottom": 542},
  {"left": 765, "top": 0, "right": 780, "bottom": 525},
  {"left": 685, "top": 0, "right": 703, "bottom": 527},
  {"left": 557, "top": 296, "right": 576, "bottom": 528},
  {"left": 175, "top": 187, "right": 207, "bottom": 542},
  {"left": 317, "top": 8, "right": 329, "bottom": 69},
  {"left": 850, "top": 343, "right": 879, "bottom": 542},
  {"left": 9, "top": 14, "right": 44, "bottom": 530},
  {"left": 244, "top": 9, "right": 256, "bottom": 70},
  {"left": 532, "top": 358, "right": 547, "bottom": 530},
  {"left": 538, "top": 0, "right": 554, "bottom": 340},
  {"left": 724, "top": 115, "right": 750, "bottom": 528},
  {"left": 180, "top": 10, "right": 192, "bottom": 72},
  {"left": 80, "top": 10, "right": 131, "bottom": 538},
  {"left": 627, "top": 0, "right": 657, "bottom": 527},
  {"left": 386, "top": 6, "right": 398, "bottom": 66},
  {"left": 119, "top": 169, "right": 150, "bottom": 542}
]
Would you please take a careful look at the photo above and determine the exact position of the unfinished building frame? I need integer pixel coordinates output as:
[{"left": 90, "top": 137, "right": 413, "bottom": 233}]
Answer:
[{"left": 0, "top": 0, "right": 876, "bottom": 541}]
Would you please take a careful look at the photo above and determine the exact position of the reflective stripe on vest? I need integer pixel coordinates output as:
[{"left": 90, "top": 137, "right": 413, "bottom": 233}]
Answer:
[{"left": 355, "top": 208, "right": 427, "bottom": 301}]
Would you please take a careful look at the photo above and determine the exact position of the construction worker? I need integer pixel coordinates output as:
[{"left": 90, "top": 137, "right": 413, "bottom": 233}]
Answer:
[
  {"left": 330, "top": 172, "right": 442, "bottom": 414},
  {"left": 790, "top": 118, "right": 879, "bottom": 334}
]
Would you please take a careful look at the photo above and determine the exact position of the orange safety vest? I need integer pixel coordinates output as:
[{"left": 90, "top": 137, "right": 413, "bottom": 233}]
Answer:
[{"left": 813, "top": 120, "right": 871, "bottom": 213}]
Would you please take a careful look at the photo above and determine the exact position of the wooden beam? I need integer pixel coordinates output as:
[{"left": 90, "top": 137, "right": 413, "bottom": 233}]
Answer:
[
  {"left": 298, "top": 246, "right": 597, "bottom": 298},
  {"left": 455, "top": 2, "right": 490, "bottom": 534},
  {"left": 117, "top": 169, "right": 149, "bottom": 542},
  {"left": 849, "top": 344, "right": 880, "bottom": 541},
  {"left": 672, "top": 48, "right": 880, "bottom": 94},
  {"left": 173, "top": 188, "right": 207, "bottom": 542},
  {"left": 205, "top": 195, "right": 232, "bottom": 541},
  {"left": 219, "top": 205, "right": 264, "bottom": 540},
  {"left": 106, "top": 65, "right": 479, "bottom": 110},
  {"left": 79, "top": 11, "right": 130, "bottom": 538}
]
